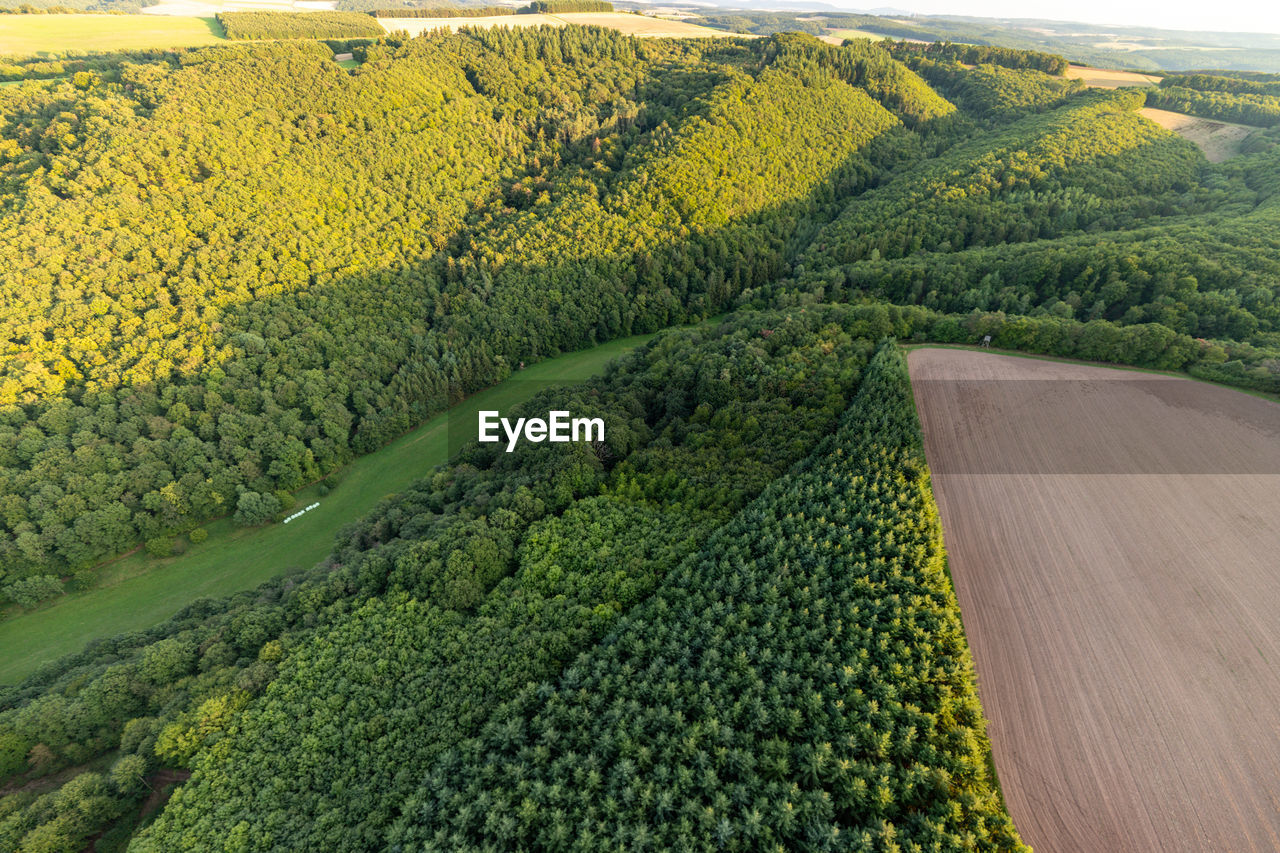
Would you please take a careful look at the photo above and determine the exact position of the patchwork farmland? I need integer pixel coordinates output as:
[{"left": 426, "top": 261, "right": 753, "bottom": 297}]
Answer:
[
  {"left": 0, "top": 13, "right": 224, "bottom": 56},
  {"left": 908, "top": 347, "right": 1280, "bottom": 852}
]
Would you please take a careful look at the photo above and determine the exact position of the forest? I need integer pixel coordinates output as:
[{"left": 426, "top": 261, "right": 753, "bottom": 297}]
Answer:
[
  {"left": 885, "top": 40, "right": 1070, "bottom": 75},
  {"left": 1147, "top": 78, "right": 1280, "bottom": 127},
  {"left": 384, "top": 344, "right": 1023, "bottom": 852},
  {"left": 894, "top": 58, "right": 1084, "bottom": 122},
  {"left": 0, "top": 29, "right": 946, "bottom": 602},
  {"left": 1, "top": 25, "right": 1279, "bottom": 852},
  {"left": 217, "top": 11, "right": 385, "bottom": 40},
  {"left": 1162, "top": 72, "right": 1280, "bottom": 96},
  {"left": 1, "top": 309, "right": 880, "bottom": 851}
]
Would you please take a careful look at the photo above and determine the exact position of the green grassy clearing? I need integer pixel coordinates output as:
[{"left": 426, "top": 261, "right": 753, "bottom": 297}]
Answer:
[
  {"left": 0, "top": 14, "right": 225, "bottom": 58},
  {"left": 0, "top": 329, "right": 674, "bottom": 684},
  {"left": 336, "top": 57, "right": 359, "bottom": 69}
]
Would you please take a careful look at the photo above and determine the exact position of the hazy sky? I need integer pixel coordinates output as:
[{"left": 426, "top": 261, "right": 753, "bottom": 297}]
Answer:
[{"left": 887, "top": 1, "right": 1280, "bottom": 35}]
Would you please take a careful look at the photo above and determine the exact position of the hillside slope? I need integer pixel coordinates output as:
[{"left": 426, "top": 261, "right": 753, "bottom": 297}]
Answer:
[{"left": 0, "top": 31, "right": 941, "bottom": 597}]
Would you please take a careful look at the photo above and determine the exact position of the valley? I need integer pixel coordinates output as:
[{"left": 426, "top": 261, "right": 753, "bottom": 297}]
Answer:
[
  {"left": 0, "top": 330, "right": 663, "bottom": 685},
  {"left": 1, "top": 18, "right": 1278, "bottom": 852}
]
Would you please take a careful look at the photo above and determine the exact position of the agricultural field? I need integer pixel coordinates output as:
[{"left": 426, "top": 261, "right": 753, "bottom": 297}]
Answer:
[
  {"left": 0, "top": 13, "right": 224, "bottom": 56},
  {"left": 822, "top": 27, "right": 890, "bottom": 41},
  {"left": 556, "top": 12, "right": 730, "bottom": 37},
  {"left": 1065, "top": 64, "right": 1161, "bottom": 88},
  {"left": 909, "top": 347, "right": 1280, "bottom": 853},
  {"left": 1139, "top": 106, "right": 1259, "bottom": 161}
]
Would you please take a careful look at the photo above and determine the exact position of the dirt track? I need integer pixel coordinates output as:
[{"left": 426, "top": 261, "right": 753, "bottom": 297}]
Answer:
[{"left": 908, "top": 348, "right": 1280, "bottom": 853}]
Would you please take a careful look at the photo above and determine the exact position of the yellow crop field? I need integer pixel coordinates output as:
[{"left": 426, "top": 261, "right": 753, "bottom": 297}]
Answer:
[
  {"left": 1065, "top": 64, "right": 1162, "bottom": 88},
  {"left": 0, "top": 14, "right": 224, "bottom": 58}
]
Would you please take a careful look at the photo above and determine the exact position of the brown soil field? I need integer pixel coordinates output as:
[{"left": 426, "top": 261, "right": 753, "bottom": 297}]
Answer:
[
  {"left": 908, "top": 347, "right": 1280, "bottom": 853},
  {"left": 378, "top": 12, "right": 735, "bottom": 39},
  {"left": 1066, "top": 65, "right": 1161, "bottom": 88},
  {"left": 1139, "top": 107, "right": 1259, "bottom": 162}
]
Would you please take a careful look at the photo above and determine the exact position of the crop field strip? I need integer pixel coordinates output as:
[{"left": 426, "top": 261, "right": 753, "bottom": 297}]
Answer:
[
  {"left": 1065, "top": 64, "right": 1161, "bottom": 88},
  {"left": 908, "top": 347, "right": 1280, "bottom": 852},
  {"left": 0, "top": 14, "right": 225, "bottom": 57}
]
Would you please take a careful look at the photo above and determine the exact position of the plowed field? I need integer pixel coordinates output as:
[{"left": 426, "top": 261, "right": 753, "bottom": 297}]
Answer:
[{"left": 908, "top": 347, "right": 1280, "bottom": 853}]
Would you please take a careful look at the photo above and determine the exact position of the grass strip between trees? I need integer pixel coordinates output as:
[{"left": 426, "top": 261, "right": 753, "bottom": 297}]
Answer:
[{"left": 0, "top": 331, "right": 660, "bottom": 685}]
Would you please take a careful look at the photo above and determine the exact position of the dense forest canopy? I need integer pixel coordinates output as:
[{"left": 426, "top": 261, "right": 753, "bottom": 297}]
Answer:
[
  {"left": 792, "top": 88, "right": 1206, "bottom": 271},
  {"left": 1162, "top": 72, "right": 1280, "bottom": 96},
  {"left": 131, "top": 317, "right": 877, "bottom": 852},
  {"left": 217, "top": 11, "right": 386, "bottom": 40},
  {"left": 1, "top": 23, "right": 1279, "bottom": 853},
  {"left": 885, "top": 40, "right": 1070, "bottom": 75},
  {"left": 386, "top": 344, "right": 1025, "bottom": 852},
  {"left": 0, "top": 310, "right": 891, "bottom": 851},
  {"left": 0, "top": 30, "right": 944, "bottom": 600},
  {"left": 915, "top": 61, "right": 1084, "bottom": 121}
]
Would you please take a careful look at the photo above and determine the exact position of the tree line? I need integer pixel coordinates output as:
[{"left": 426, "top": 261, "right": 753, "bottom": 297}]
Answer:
[
  {"left": 1146, "top": 85, "right": 1280, "bottom": 127},
  {"left": 217, "top": 10, "right": 385, "bottom": 39},
  {"left": 1161, "top": 72, "right": 1280, "bottom": 97},
  {"left": 902, "top": 58, "right": 1084, "bottom": 122},
  {"left": 885, "top": 39, "right": 1070, "bottom": 75},
  {"left": 528, "top": 0, "right": 614, "bottom": 12}
]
